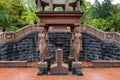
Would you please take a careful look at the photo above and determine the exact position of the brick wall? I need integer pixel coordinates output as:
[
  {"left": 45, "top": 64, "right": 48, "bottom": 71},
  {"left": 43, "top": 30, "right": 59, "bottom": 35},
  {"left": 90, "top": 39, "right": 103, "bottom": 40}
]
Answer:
[
  {"left": 0, "top": 32, "right": 39, "bottom": 61},
  {"left": 48, "top": 32, "right": 70, "bottom": 61},
  {"left": 0, "top": 32, "right": 120, "bottom": 62},
  {"left": 80, "top": 32, "right": 120, "bottom": 61}
]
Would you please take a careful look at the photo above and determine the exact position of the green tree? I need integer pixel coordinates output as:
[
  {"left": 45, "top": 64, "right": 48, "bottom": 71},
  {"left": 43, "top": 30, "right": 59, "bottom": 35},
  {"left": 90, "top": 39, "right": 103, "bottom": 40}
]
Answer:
[
  {"left": 0, "top": 11, "right": 15, "bottom": 32},
  {"left": 90, "top": 0, "right": 116, "bottom": 19},
  {"left": 88, "top": 18, "right": 111, "bottom": 31},
  {"left": 80, "top": 0, "right": 93, "bottom": 24},
  {"left": 22, "top": 0, "right": 38, "bottom": 24},
  {"left": 109, "top": 13, "right": 120, "bottom": 31},
  {"left": 81, "top": 0, "right": 120, "bottom": 31},
  {"left": 0, "top": 0, "right": 37, "bottom": 31}
]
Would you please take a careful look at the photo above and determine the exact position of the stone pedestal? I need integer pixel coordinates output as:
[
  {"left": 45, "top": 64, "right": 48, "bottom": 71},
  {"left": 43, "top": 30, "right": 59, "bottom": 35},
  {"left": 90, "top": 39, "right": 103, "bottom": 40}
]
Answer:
[
  {"left": 37, "top": 62, "right": 48, "bottom": 75},
  {"left": 50, "top": 46, "right": 69, "bottom": 75},
  {"left": 44, "top": 56, "right": 51, "bottom": 71},
  {"left": 72, "top": 62, "right": 83, "bottom": 76},
  {"left": 50, "top": 63, "right": 69, "bottom": 74},
  {"left": 38, "top": 62, "right": 47, "bottom": 68},
  {"left": 69, "top": 56, "right": 75, "bottom": 71},
  {"left": 69, "top": 56, "right": 75, "bottom": 61},
  {"left": 72, "top": 62, "right": 82, "bottom": 68}
]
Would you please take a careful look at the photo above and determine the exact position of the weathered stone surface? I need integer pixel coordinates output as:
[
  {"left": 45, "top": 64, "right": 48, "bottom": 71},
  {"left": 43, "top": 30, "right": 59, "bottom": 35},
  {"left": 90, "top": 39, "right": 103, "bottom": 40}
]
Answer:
[
  {"left": 0, "top": 32, "right": 120, "bottom": 61},
  {"left": 48, "top": 32, "right": 70, "bottom": 61},
  {"left": 72, "top": 62, "right": 82, "bottom": 68},
  {"left": 80, "top": 32, "right": 120, "bottom": 61},
  {"left": 38, "top": 62, "right": 47, "bottom": 68},
  {"left": 0, "top": 32, "right": 39, "bottom": 61}
]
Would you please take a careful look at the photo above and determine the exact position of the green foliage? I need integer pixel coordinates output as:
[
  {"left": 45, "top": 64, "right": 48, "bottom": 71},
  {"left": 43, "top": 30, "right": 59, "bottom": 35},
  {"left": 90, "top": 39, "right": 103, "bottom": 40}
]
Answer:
[
  {"left": 0, "top": 11, "right": 14, "bottom": 31},
  {"left": 80, "top": 0, "right": 93, "bottom": 24},
  {"left": 88, "top": 18, "right": 111, "bottom": 31},
  {"left": 54, "top": 7, "right": 64, "bottom": 11},
  {"left": 0, "top": 0, "right": 38, "bottom": 32},
  {"left": 109, "top": 13, "right": 120, "bottom": 31},
  {"left": 21, "top": 11, "right": 38, "bottom": 24},
  {"left": 0, "top": 0, "right": 120, "bottom": 32},
  {"left": 90, "top": 0, "right": 116, "bottom": 19},
  {"left": 22, "top": 0, "right": 39, "bottom": 24},
  {"left": 81, "top": 0, "right": 120, "bottom": 31}
]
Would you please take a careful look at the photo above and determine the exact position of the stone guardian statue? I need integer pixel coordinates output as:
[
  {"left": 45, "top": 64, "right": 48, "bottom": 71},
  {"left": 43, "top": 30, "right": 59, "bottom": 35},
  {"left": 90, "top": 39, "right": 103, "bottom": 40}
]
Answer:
[
  {"left": 38, "top": 28, "right": 48, "bottom": 62},
  {"left": 72, "top": 27, "right": 83, "bottom": 62}
]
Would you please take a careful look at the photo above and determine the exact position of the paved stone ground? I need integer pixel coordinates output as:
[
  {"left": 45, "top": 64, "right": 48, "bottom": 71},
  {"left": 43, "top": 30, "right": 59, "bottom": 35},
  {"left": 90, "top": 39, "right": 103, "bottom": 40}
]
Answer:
[{"left": 0, "top": 67, "right": 120, "bottom": 80}]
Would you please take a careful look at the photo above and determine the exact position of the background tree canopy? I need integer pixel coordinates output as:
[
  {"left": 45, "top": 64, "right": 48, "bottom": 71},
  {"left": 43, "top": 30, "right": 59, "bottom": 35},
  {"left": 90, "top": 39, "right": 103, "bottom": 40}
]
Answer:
[
  {"left": 81, "top": 0, "right": 120, "bottom": 32},
  {"left": 0, "top": 0, "right": 38, "bottom": 32},
  {"left": 0, "top": 0, "right": 120, "bottom": 32}
]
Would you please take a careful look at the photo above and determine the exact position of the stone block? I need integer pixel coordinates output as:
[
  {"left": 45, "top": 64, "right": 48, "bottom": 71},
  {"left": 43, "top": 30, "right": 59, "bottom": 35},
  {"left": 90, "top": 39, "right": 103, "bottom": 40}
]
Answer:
[
  {"left": 38, "top": 62, "right": 47, "bottom": 68},
  {"left": 50, "top": 63, "right": 69, "bottom": 74},
  {"left": 72, "top": 62, "right": 82, "bottom": 68}
]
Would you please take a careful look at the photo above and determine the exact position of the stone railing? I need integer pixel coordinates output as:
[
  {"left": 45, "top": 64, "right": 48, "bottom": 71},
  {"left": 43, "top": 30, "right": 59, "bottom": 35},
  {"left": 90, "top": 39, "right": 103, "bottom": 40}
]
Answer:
[
  {"left": 80, "top": 25, "right": 120, "bottom": 44},
  {"left": 91, "top": 60, "right": 120, "bottom": 67},
  {"left": 0, "top": 32, "right": 16, "bottom": 43},
  {"left": 0, "top": 61, "right": 27, "bottom": 67},
  {"left": 0, "top": 24, "right": 120, "bottom": 44},
  {"left": 16, "top": 25, "right": 36, "bottom": 39},
  {"left": 0, "top": 24, "right": 42, "bottom": 43}
]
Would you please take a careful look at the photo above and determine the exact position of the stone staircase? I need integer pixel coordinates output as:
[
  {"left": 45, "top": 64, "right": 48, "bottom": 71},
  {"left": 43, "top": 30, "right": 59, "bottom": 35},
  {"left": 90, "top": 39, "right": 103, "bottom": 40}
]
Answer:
[
  {"left": 0, "top": 24, "right": 120, "bottom": 61},
  {"left": 0, "top": 24, "right": 120, "bottom": 44}
]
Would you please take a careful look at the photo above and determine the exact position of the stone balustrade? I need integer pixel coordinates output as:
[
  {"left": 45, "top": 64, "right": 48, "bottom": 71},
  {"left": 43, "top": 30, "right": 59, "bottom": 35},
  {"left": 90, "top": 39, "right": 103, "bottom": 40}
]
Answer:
[
  {"left": 0, "top": 61, "right": 27, "bottom": 67},
  {"left": 91, "top": 60, "right": 120, "bottom": 67},
  {"left": 0, "top": 24, "right": 120, "bottom": 44},
  {"left": 113, "top": 32, "right": 120, "bottom": 43},
  {"left": 80, "top": 25, "right": 120, "bottom": 44},
  {"left": 0, "top": 32, "right": 16, "bottom": 43},
  {"left": 85, "top": 25, "right": 105, "bottom": 40},
  {"left": 16, "top": 25, "right": 36, "bottom": 38},
  {"left": 0, "top": 24, "right": 42, "bottom": 43}
]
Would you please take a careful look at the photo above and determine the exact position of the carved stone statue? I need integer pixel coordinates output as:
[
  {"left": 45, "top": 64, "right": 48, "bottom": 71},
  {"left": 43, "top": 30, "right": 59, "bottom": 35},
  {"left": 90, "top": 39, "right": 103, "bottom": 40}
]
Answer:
[
  {"left": 72, "top": 27, "right": 83, "bottom": 62},
  {"left": 38, "top": 27, "right": 48, "bottom": 62},
  {"left": 70, "top": 32, "right": 74, "bottom": 57}
]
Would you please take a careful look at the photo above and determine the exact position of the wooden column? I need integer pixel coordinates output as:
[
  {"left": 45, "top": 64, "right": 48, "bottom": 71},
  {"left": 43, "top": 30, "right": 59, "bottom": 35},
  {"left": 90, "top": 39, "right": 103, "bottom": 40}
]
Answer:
[
  {"left": 76, "top": 0, "right": 80, "bottom": 11},
  {"left": 49, "top": 0, "right": 53, "bottom": 11},
  {"left": 65, "top": 0, "right": 69, "bottom": 11}
]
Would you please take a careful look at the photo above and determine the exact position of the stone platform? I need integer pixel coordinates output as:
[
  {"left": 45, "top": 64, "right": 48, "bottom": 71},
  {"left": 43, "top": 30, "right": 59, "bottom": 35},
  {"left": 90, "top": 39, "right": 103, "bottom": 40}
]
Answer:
[{"left": 50, "top": 63, "right": 69, "bottom": 74}]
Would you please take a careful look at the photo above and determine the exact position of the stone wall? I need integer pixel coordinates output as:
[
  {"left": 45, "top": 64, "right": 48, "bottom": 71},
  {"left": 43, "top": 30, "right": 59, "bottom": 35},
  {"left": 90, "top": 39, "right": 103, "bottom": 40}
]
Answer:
[
  {"left": 0, "top": 32, "right": 70, "bottom": 62},
  {"left": 0, "top": 32, "right": 120, "bottom": 62},
  {"left": 0, "top": 32, "right": 39, "bottom": 62},
  {"left": 48, "top": 32, "right": 70, "bottom": 61},
  {"left": 80, "top": 32, "right": 102, "bottom": 60},
  {"left": 80, "top": 32, "right": 120, "bottom": 61}
]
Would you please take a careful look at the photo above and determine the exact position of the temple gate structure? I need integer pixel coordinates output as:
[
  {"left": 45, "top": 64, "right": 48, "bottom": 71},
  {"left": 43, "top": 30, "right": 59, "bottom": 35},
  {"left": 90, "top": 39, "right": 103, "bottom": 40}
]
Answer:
[{"left": 36, "top": 0, "right": 84, "bottom": 75}]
